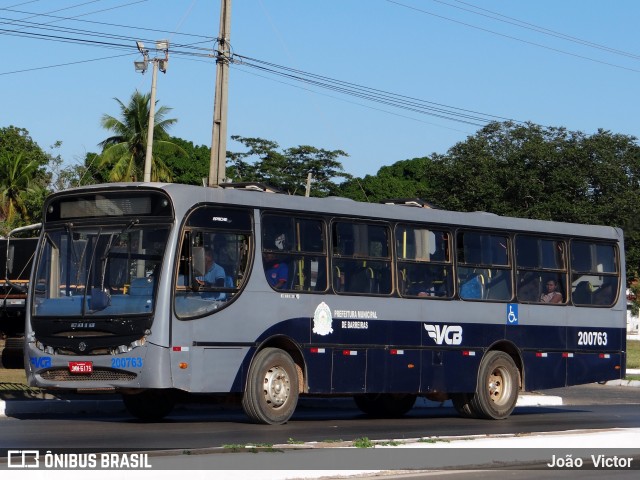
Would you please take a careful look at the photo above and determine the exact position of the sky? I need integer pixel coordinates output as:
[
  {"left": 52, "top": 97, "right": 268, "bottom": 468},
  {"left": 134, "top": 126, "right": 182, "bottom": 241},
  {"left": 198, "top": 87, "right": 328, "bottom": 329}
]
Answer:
[{"left": 1, "top": 0, "right": 639, "bottom": 180}]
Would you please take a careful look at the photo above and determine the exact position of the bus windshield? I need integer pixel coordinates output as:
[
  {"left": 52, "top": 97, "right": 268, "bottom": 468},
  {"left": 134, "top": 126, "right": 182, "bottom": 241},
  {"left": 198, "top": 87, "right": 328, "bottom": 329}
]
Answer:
[{"left": 32, "top": 223, "right": 170, "bottom": 317}]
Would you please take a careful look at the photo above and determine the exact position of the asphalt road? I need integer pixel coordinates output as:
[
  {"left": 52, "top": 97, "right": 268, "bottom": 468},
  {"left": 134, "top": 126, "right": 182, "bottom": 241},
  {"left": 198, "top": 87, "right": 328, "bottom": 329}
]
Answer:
[{"left": 0, "top": 384, "right": 639, "bottom": 450}]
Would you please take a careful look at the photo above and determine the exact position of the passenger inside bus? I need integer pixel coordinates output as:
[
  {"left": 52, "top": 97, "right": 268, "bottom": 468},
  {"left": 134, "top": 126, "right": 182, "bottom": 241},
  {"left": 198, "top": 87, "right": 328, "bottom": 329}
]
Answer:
[
  {"left": 197, "top": 248, "right": 227, "bottom": 300},
  {"left": 540, "top": 278, "right": 562, "bottom": 303},
  {"left": 264, "top": 233, "right": 289, "bottom": 289}
]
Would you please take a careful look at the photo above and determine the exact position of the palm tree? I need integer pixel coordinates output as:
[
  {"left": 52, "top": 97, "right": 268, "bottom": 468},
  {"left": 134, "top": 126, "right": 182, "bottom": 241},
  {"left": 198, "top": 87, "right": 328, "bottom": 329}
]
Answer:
[
  {"left": 0, "top": 152, "right": 38, "bottom": 225},
  {"left": 98, "top": 90, "right": 184, "bottom": 182}
]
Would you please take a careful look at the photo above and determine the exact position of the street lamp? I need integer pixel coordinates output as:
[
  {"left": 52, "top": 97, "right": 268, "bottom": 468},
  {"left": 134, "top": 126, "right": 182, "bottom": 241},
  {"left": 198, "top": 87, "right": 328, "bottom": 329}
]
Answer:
[{"left": 134, "top": 40, "right": 169, "bottom": 182}]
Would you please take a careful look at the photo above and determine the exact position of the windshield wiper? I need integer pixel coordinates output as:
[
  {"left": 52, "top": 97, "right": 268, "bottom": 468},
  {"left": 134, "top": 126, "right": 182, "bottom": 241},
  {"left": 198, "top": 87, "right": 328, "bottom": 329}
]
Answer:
[{"left": 101, "top": 219, "right": 140, "bottom": 261}]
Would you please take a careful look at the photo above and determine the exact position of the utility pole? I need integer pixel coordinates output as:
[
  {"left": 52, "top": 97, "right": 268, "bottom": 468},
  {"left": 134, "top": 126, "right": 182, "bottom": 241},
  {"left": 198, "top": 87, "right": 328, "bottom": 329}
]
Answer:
[
  {"left": 134, "top": 40, "right": 169, "bottom": 183},
  {"left": 209, "top": 0, "right": 232, "bottom": 187},
  {"left": 305, "top": 172, "right": 312, "bottom": 197}
]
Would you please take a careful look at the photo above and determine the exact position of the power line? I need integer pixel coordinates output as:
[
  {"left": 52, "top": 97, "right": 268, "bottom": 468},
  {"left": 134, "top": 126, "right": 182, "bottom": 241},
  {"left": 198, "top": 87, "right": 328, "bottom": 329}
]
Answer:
[
  {"left": 385, "top": 0, "right": 640, "bottom": 74},
  {"left": 233, "top": 54, "right": 525, "bottom": 127},
  {"left": 1, "top": 2, "right": 615, "bottom": 132},
  {"left": 0, "top": 52, "right": 134, "bottom": 76},
  {"left": 0, "top": 4, "right": 214, "bottom": 41},
  {"left": 232, "top": 63, "right": 474, "bottom": 136},
  {"left": 448, "top": 0, "right": 640, "bottom": 61},
  {"left": 0, "top": 8, "right": 526, "bottom": 129}
]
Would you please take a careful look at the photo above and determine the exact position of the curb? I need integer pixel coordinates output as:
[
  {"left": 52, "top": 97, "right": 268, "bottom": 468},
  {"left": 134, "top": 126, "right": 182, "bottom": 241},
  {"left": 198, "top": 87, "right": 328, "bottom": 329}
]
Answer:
[{"left": 604, "top": 379, "right": 640, "bottom": 387}]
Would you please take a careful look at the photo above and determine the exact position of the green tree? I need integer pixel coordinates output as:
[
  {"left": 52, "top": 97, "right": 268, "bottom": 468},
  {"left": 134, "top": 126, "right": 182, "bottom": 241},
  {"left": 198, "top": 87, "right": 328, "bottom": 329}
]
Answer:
[
  {"left": 164, "top": 137, "right": 211, "bottom": 185},
  {"left": 0, "top": 152, "right": 38, "bottom": 227},
  {"left": 0, "top": 126, "right": 51, "bottom": 233},
  {"left": 339, "top": 157, "right": 433, "bottom": 203},
  {"left": 98, "top": 90, "right": 185, "bottom": 182},
  {"left": 228, "top": 136, "right": 350, "bottom": 196}
]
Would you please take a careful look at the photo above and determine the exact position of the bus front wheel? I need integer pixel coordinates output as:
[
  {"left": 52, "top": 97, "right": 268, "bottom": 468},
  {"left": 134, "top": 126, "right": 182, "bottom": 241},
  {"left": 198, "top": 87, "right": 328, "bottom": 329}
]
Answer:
[
  {"left": 469, "top": 350, "right": 519, "bottom": 420},
  {"left": 242, "top": 348, "right": 299, "bottom": 425}
]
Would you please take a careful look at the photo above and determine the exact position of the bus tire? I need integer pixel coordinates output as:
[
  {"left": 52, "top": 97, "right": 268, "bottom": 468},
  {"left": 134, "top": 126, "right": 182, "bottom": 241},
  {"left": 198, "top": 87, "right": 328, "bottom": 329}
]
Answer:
[
  {"left": 451, "top": 393, "right": 478, "bottom": 418},
  {"left": 353, "top": 393, "right": 416, "bottom": 418},
  {"left": 1, "top": 348, "right": 24, "bottom": 369},
  {"left": 469, "top": 351, "right": 519, "bottom": 420},
  {"left": 122, "top": 389, "right": 175, "bottom": 421},
  {"left": 242, "top": 348, "right": 299, "bottom": 425}
]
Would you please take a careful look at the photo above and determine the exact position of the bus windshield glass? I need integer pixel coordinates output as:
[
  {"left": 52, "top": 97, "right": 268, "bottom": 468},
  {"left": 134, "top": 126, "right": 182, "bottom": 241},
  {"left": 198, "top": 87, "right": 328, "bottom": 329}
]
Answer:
[{"left": 32, "top": 224, "right": 170, "bottom": 317}]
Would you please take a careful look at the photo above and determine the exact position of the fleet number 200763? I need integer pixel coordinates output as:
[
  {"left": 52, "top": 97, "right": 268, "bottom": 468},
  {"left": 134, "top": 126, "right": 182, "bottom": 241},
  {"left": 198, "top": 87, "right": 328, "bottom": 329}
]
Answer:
[{"left": 578, "top": 331, "right": 608, "bottom": 346}]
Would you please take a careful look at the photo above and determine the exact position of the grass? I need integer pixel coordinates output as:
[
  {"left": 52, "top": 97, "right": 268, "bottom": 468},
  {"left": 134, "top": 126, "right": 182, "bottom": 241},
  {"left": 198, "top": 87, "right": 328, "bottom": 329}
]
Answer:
[
  {"left": 0, "top": 368, "right": 27, "bottom": 385},
  {"left": 627, "top": 340, "right": 640, "bottom": 369},
  {"left": 353, "top": 437, "right": 374, "bottom": 448}
]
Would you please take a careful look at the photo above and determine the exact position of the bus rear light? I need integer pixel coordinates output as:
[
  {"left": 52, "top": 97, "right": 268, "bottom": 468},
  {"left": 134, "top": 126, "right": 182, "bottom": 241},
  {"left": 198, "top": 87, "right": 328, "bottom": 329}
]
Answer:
[
  {"left": 390, "top": 349, "right": 404, "bottom": 355},
  {"left": 309, "top": 347, "right": 326, "bottom": 354},
  {"left": 462, "top": 351, "right": 476, "bottom": 356},
  {"left": 536, "top": 352, "right": 548, "bottom": 358},
  {"left": 562, "top": 353, "right": 574, "bottom": 358},
  {"left": 343, "top": 350, "right": 358, "bottom": 356},
  {"left": 172, "top": 346, "right": 189, "bottom": 352},
  {"left": 599, "top": 353, "right": 611, "bottom": 359}
]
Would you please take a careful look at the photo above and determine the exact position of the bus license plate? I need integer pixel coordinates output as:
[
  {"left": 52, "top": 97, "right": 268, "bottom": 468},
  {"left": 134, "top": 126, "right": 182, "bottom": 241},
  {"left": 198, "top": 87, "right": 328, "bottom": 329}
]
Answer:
[{"left": 69, "top": 361, "right": 93, "bottom": 374}]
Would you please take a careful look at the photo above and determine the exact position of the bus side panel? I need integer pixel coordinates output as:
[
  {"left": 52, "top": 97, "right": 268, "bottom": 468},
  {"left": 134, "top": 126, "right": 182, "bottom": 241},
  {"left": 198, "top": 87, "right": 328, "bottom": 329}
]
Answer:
[
  {"left": 185, "top": 346, "right": 250, "bottom": 393},
  {"left": 366, "top": 348, "right": 421, "bottom": 393},
  {"left": 566, "top": 352, "right": 624, "bottom": 386},
  {"left": 421, "top": 350, "right": 481, "bottom": 393},
  {"left": 522, "top": 351, "right": 567, "bottom": 391},
  {"left": 505, "top": 324, "right": 567, "bottom": 351},
  {"left": 303, "top": 347, "right": 333, "bottom": 393},
  {"left": 565, "top": 326, "right": 625, "bottom": 385},
  {"left": 331, "top": 348, "right": 366, "bottom": 393}
]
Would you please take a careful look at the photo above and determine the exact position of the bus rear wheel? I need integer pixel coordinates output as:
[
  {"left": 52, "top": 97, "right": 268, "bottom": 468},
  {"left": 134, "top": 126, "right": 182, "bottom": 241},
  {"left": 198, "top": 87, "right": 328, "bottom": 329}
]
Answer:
[
  {"left": 122, "top": 389, "right": 176, "bottom": 421},
  {"left": 242, "top": 348, "right": 299, "bottom": 425},
  {"left": 451, "top": 393, "right": 478, "bottom": 418},
  {"left": 353, "top": 393, "right": 417, "bottom": 417},
  {"left": 468, "top": 351, "right": 519, "bottom": 420}
]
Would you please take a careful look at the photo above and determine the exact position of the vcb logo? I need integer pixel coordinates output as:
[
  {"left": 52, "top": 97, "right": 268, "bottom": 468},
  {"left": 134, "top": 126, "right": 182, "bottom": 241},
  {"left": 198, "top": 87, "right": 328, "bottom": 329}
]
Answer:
[
  {"left": 424, "top": 324, "right": 463, "bottom": 345},
  {"left": 29, "top": 356, "right": 51, "bottom": 368},
  {"left": 8, "top": 450, "right": 40, "bottom": 468}
]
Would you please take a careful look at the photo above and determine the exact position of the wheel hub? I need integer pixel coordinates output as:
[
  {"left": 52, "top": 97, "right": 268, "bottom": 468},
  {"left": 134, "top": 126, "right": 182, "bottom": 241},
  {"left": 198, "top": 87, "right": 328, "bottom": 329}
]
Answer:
[
  {"left": 488, "top": 367, "right": 508, "bottom": 405},
  {"left": 263, "top": 365, "right": 290, "bottom": 407}
]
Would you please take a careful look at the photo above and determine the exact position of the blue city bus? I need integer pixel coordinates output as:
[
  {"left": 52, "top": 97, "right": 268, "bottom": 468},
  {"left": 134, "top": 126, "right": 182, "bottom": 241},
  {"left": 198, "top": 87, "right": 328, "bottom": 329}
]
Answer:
[{"left": 25, "top": 183, "right": 626, "bottom": 424}]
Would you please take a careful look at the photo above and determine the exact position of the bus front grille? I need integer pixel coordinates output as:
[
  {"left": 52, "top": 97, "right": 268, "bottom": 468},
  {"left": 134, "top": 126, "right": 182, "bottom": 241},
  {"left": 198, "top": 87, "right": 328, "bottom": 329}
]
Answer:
[{"left": 39, "top": 368, "right": 137, "bottom": 382}]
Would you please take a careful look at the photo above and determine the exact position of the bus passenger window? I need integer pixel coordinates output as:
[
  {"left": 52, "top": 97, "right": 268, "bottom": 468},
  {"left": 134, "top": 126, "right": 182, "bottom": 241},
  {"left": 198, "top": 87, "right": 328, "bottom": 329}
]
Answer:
[
  {"left": 570, "top": 240, "right": 618, "bottom": 307},
  {"left": 262, "top": 214, "right": 328, "bottom": 293},
  {"left": 515, "top": 235, "right": 567, "bottom": 305},
  {"left": 332, "top": 221, "right": 391, "bottom": 295},
  {"left": 396, "top": 225, "right": 453, "bottom": 299},
  {"left": 456, "top": 231, "right": 512, "bottom": 302}
]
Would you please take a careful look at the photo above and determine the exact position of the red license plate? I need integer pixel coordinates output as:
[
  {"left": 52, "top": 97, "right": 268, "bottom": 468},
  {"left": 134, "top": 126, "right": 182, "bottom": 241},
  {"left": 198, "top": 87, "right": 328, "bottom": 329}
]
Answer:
[{"left": 68, "top": 361, "right": 93, "bottom": 374}]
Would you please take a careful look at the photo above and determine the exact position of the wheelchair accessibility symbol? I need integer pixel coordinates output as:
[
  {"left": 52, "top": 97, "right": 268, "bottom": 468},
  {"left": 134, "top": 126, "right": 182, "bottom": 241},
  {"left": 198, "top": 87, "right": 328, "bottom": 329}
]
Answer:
[{"left": 507, "top": 304, "right": 518, "bottom": 325}]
